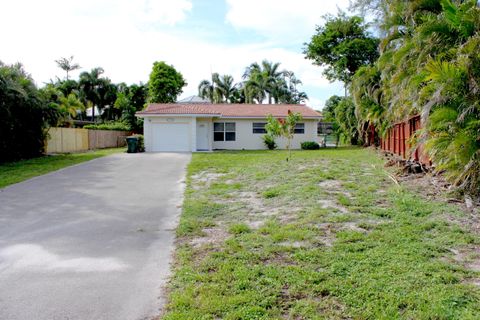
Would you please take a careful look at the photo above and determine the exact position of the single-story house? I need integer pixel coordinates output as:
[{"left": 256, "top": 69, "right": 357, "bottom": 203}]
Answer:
[{"left": 136, "top": 104, "right": 322, "bottom": 152}]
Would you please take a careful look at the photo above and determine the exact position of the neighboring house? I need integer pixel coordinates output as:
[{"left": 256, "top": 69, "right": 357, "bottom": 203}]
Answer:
[
  {"left": 84, "top": 106, "right": 104, "bottom": 122},
  {"left": 136, "top": 104, "right": 322, "bottom": 152},
  {"left": 176, "top": 95, "right": 211, "bottom": 104}
]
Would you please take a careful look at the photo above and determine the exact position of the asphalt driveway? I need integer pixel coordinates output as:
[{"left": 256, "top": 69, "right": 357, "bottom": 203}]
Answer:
[{"left": 0, "top": 152, "right": 191, "bottom": 320}]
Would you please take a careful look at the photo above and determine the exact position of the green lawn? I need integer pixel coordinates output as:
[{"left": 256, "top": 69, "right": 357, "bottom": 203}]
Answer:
[
  {"left": 0, "top": 148, "right": 125, "bottom": 189},
  {"left": 163, "top": 148, "right": 480, "bottom": 319}
]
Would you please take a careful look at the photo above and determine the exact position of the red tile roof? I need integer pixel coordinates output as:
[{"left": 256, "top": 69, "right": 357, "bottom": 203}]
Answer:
[{"left": 137, "top": 104, "right": 322, "bottom": 118}]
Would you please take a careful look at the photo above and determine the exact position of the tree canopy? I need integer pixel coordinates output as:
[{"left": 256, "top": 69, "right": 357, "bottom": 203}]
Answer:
[
  {"left": 312, "top": 0, "right": 480, "bottom": 195},
  {"left": 148, "top": 61, "right": 186, "bottom": 103},
  {"left": 304, "top": 13, "right": 379, "bottom": 87},
  {"left": 198, "top": 60, "right": 308, "bottom": 104},
  {"left": 0, "top": 62, "right": 59, "bottom": 162}
]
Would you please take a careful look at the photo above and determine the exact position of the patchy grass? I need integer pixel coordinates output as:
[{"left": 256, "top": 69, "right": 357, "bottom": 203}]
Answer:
[
  {"left": 0, "top": 148, "right": 125, "bottom": 188},
  {"left": 163, "top": 148, "right": 480, "bottom": 319}
]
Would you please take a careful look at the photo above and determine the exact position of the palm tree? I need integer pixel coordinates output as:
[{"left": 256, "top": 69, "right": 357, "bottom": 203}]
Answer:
[
  {"left": 55, "top": 56, "right": 81, "bottom": 80},
  {"left": 78, "top": 68, "right": 105, "bottom": 122},
  {"left": 198, "top": 73, "right": 240, "bottom": 103},
  {"left": 349, "top": 0, "right": 480, "bottom": 194},
  {"left": 198, "top": 73, "right": 220, "bottom": 103},
  {"left": 243, "top": 60, "right": 285, "bottom": 104},
  {"left": 276, "top": 71, "right": 308, "bottom": 104},
  {"left": 243, "top": 69, "right": 268, "bottom": 104},
  {"left": 215, "top": 74, "right": 238, "bottom": 103},
  {"left": 57, "top": 92, "right": 85, "bottom": 126}
]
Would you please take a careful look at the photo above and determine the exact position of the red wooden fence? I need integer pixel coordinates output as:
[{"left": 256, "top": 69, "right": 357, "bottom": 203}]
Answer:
[{"left": 380, "top": 115, "right": 430, "bottom": 165}]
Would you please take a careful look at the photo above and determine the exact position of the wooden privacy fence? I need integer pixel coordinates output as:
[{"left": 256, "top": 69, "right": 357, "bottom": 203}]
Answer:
[
  {"left": 380, "top": 115, "right": 430, "bottom": 165},
  {"left": 46, "top": 127, "right": 131, "bottom": 154}
]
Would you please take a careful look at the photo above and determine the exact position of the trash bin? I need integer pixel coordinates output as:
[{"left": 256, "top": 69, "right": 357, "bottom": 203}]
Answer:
[{"left": 126, "top": 136, "right": 138, "bottom": 153}]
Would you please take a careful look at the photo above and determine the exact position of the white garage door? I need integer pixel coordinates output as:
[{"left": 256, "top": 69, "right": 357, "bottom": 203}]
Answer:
[{"left": 151, "top": 123, "right": 190, "bottom": 152}]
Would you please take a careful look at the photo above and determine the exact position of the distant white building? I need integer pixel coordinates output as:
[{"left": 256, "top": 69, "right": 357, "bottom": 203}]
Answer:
[
  {"left": 176, "top": 95, "right": 210, "bottom": 104},
  {"left": 85, "top": 106, "right": 104, "bottom": 118}
]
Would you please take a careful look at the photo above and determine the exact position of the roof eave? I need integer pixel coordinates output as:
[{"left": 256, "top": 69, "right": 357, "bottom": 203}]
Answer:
[
  {"left": 137, "top": 113, "right": 321, "bottom": 119},
  {"left": 136, "top": 113, "right": 221, "bottom": 118}
]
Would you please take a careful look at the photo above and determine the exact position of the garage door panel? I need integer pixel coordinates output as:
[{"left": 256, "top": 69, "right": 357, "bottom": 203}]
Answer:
[{"left": 152, "top": 123, "right": 190, "bottom": 152}]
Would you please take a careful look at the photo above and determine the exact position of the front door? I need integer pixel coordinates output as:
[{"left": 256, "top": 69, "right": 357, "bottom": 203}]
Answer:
[{"left": 196, "top": 122, "right": 209, "bottom": 151}]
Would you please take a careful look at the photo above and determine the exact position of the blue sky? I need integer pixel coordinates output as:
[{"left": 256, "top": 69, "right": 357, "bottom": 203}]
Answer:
[{"left": 0, "top": 0, "right": 349, "bottom": 109}]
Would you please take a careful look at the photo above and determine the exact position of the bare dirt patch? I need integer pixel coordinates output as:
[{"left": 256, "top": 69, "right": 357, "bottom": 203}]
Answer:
[
  {"left": 318, "top": 199, "right": 349, "bottom": 214},
  {"left": 318, "top": 180, "right": 355, "bottom": 199},
  {"left": 190, "top": 226, "right": 229, "bottom": 248},
  {"left": 246, "top": 220, "right": 264, "bottom": 229},
  {"left": 191, "top": 171, "right": 226, "bottom": 189},
  {"left": 277, "top": 241, "right": 310, "bottom": 248},
  {"left": 448, "top": 246, "right": 480, "bottom": 272},
  {"left": 316, "top": 223, "right": 337, "bottom": 247},
  {"left": 318, "top": 180, "right": 343, "bottom": 189},
  {"left": 216, "top": 190, "right": 284, "bottom": 218}
]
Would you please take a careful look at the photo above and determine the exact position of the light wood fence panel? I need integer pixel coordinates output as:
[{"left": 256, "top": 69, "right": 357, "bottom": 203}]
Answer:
[{"left": 46, "top": 128, "right": 130, "bottom": 153}]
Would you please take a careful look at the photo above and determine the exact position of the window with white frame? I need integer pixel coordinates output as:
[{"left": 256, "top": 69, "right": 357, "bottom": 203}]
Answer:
[
  {"left": 294, "top": 123, "right": 305, "bottom": 134},
  {"left": 252, "top": 122, "right": 267, "bottom": 134},
  {"left": 214, "top": 122, "right": 236, "bottom": 141}
]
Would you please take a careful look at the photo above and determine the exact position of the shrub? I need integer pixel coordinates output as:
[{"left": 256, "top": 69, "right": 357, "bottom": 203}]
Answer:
[
  {"left": 0, "top": 62, "right": 59, "bottom": 163},
  {"left": 84, "top": 121, "right": 131, "bottom": 131},
  {"left": 301, "top": 141, "right": 320, "bottom": 150},
  {"left": 262, "top": 134, "right": 277, "bottom": 150},
  {"left": 134, "top": 134, "right": 145, "bottom": 152}
]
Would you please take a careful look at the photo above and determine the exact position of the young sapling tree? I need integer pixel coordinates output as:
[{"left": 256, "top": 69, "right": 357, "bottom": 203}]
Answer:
[{"left": 265, "top": 110, "right": 303, "bottom": 161}]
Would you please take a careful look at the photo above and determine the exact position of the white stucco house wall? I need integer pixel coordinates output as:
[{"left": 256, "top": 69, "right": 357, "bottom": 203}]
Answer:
[{"left": 136, "top": 104, "right": 322, "bottom": 152}]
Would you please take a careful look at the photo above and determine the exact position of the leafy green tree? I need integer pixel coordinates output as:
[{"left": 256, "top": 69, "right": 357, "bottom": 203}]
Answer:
[
  {"left": 0, "top": 62, "right": 59, "bottom": 162},
  {"left": 334, "top": 97, "right": 359, "bottom": 145},
  {"left": 113, "top": 83, "right": 147, "bottom": 132},
  {"left": 55, "top": 56, "right": 81, "bottom": 80},
  {"left": 304, "top": 13, "right": 379, "bottom": 93},
  {"left": 54, "top": 79, "right": 79, "bottom": 97},
  {"left": 148, "top": 61, "right": 186, "bottom": 103},
  {"left": 323, "top": 95, "right": 343, "bottom": 122},
  {"left": 265, "top": 110, "right": 303, "bottom": 161}
]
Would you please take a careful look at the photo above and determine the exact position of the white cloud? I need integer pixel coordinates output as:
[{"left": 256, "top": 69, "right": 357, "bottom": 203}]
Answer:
[
  {"left": 140, "top": 0, "right": 192, "bottom": 26},
  {"left": 225, "top": 0, "right": 350, "bottom": 41},
  {"left": 0, "top": 0, "right": 343, "bottom": 106}
]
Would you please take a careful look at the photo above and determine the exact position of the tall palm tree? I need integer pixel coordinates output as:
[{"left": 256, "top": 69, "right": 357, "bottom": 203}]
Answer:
[
  {"left": 78, "top": 68, "right": 105, "bottom": 122},
  {"left": 198, "top": 73, "right": 240, "bottom": 103},
  {"left": 55, "top": 56, "right": 81, "bottom": 80},
  {"left": 198, "top": 73, "right": 220, "bottom": 103},
  {"left": 243, "top": 60, "right": 285, "bottom": 104},
  {"left": 215, "top": 74, "right": 238, "bottom": 103}
]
